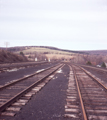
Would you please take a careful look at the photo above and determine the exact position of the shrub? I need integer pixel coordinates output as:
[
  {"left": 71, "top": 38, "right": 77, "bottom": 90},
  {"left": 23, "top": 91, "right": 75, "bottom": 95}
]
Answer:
[
  {"left": 86, "top": 61, "right": 92, "bottom": 66},
  {"left": 101, "top": 62, "right": 106, "bottom": 68},
  {"left": 20, "top": 51, "right": 24, "bottom": 56}
]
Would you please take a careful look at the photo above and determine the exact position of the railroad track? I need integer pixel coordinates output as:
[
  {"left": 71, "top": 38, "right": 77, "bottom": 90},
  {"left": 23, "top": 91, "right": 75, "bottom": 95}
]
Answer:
[
  {"left": 0, "top": 61, "right": 48, "bottom": 73},
  {"left": 0, "top": 63, "right": 63, "bottom": 116},
  {"left": 80, "top": 64, "right": 107, "bottom": 73},
  {"left": 65, "top": 64, "right": 107, "bottom": 120}
]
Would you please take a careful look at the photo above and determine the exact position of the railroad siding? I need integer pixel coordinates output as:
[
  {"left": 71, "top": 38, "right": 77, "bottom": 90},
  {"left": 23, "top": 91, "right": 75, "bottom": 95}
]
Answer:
[{"left": 0, "top": 65, "right": 70, "bottom": 120}]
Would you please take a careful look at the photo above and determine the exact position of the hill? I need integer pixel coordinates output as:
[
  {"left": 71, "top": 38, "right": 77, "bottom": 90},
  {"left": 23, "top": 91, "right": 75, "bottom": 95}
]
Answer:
[
  {"left": 4, "top": 46, "right": 86, "bottom": 61},
  {"left": 2, "top": 46, "right": 107, "bottom": 56},
  {"left": 1, "top": 46, "right": 107, "bottom": 65},
  {"left": 6, "top": 46, "right": 86, "bottom": 55},
  {"left": 82, "top": 50, "right": 107, "bottom": 55}
]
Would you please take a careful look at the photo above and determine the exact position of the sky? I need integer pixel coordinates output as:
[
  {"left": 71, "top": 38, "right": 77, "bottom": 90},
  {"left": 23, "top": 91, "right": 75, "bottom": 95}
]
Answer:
[{"left": 0, "top": 0, "right": 107, "bottom": 50}]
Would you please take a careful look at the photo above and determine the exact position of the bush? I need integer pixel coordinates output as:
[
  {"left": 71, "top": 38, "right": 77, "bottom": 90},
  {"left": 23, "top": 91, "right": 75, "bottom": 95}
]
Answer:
[
  {"left": 20, "top": 51, "right": 24, "bottom": 56},
  {"left": 86, "top": 61, "right": 92, "bottom": 66},
  {"left": 101, "top": 62, "right": 106, "bottom": 68},
  {"left": 0, "top": 50, "right": 28, "bottom": 63}
]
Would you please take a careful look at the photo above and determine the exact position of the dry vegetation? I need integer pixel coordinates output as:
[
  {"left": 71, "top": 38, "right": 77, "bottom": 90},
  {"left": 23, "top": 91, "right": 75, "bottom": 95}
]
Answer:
[
  {"left": 0, "top": 49, "right": 28, "bottom": 63},
  {"left": 17, "top": 47, "right": 74, "bottom": 55},
  {"left": 14, "top": 47, "right": 75, "bottom": 61},
  {"left": 6, "top": 46, "right": 107, "bottom": 65},
  {"left": 15, "top": 47, "right": 106, "bottom": 65}
]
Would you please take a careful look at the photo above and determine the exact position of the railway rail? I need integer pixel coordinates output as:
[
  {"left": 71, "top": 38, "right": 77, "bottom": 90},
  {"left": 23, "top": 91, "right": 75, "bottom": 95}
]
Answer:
[
  {"left": 0, "top": 61, "right": 48, "bottom": 73},
  {"left": 80, "top": 64, "right": 107, "bottom": 73},
  {"left": 66, "top": 64, "right": 107, "bottom": 120},
  {"left": 0, "top": 63, "right": 63, "bottom": 116},
  {"left": 1, "top": 62, "right": 107, "bottom": 119}
]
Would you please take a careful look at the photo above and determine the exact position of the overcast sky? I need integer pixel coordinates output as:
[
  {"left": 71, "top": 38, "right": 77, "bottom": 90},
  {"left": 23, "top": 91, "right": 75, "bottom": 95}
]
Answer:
[{"left": 0, "top": 0, "right": 107, "bottom": 50}]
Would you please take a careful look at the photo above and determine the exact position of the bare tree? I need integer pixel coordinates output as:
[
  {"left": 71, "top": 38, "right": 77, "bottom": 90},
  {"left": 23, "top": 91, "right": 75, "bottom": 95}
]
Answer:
[
  {"left": 82, "top": 54, "right": 89, "bottom": 64},
  {"left": 96, "top": 55, "right": 103, "bottom": 65}
]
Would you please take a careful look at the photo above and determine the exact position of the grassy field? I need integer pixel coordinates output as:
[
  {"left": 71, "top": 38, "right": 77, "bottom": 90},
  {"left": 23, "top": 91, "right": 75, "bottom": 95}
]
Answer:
[
  {"left": 14, "top": 46, "right": 78, "bottom": 61},
  {"left": 12, "top": 46, "right": 84, "bottom": 62},
  {"left": 2, "top": 46, "right": 106, "bottom": 64},
  {"left": 46, "top": 54, "right": 74, "bottom": 60},
  {"left": 17, "top": 47, "right": 75, "bottom": 56}
]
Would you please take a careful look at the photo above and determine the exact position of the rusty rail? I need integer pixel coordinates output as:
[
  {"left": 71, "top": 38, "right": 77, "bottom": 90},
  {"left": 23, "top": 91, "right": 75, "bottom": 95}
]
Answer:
[
  {"left": 0, "top": 63, "right": 60, "bottom": 90},
  {"left": 0, "top": 64, "right": 64, "bottom": 114},
  {"left": 72, "top": 66, "right": 88, "bottom": 120}
]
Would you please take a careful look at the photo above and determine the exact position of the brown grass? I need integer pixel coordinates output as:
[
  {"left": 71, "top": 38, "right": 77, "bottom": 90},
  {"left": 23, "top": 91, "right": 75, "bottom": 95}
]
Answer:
[
  {"left": 17, "top": 47, "right": 74, "bottom": 55},
  {"left": 0, "top": 49, "right": 28, "bottom": 63},
  {"left": 46, "top": 54, "right": 74, "bottom": 60}
]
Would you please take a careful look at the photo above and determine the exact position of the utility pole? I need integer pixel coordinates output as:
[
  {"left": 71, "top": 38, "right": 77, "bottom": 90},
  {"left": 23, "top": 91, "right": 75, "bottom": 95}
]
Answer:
[
  {"left": 78, "top": 53, "right": 79, "bottom": 64},
  {"left": 4, "top": 42, "right": 9, "bottom": 51}
]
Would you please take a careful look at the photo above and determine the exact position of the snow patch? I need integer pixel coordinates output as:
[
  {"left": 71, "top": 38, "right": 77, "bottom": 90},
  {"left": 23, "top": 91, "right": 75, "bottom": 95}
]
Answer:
[
  {"left": 36, "top": 69, "right": 44, "bottom": 73},
  {"left": 7, "top": 68, "right": 18, "bottom": 72},
  {"left": 57, "top": 69, "right": 62, "bottom": 73}
]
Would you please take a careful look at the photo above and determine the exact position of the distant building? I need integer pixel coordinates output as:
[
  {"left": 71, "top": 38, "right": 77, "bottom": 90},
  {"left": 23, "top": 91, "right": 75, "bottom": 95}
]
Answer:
[
  {"left": 97, "top": 62, "right": 107, "bottom": 68},
  {"left": 48, "top": 58, "right": 50, "bottom": 62}
]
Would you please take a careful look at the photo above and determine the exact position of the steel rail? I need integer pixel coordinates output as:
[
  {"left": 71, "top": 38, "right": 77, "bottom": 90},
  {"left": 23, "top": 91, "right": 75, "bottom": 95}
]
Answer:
[
  {"left": 72, "top": 66, "right": 88, "bottom": 120},
  {"left": 0, "top": 64, "right": 64, "bottom": 114},
  {"left": 80, "top": 64, "right": 107, "bottom": 72},
  {"left": 72, "top": 64, "right": 107, "bottom": 91},
  {"left": 0, "top": 63, "right": 60, "bottom": 90},
  {"left": 0, "top": 61, "right": 48, "bottom": 72},
  {"left": 72, "top": 63, "right": 107, "bottom": 74},
  {"left": 71, "top": 64, "right": 107, "bottom": 120},
  {"left": 80, "top": 66, "right": 107, "bottom": 91}
]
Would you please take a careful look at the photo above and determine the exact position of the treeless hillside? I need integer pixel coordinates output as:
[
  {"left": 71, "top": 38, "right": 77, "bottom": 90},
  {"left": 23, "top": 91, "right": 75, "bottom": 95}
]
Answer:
[{"left": 0, "top": 49, "right": 28, "bottom": 63}]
